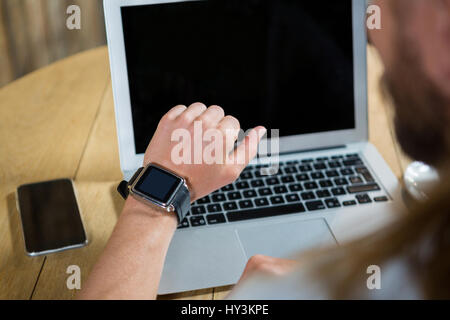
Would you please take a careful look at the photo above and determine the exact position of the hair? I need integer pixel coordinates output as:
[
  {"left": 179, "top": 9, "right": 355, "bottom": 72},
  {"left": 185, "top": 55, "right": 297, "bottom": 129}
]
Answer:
[
  {"left": 304, "top": 169, "right": 450, "bottom": 299},
  {"left": 302, "top": 0, "right": 450, "bottom": 299}
]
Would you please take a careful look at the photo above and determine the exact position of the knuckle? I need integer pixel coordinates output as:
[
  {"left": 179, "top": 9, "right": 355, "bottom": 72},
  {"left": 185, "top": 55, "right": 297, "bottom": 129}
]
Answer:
[
  {"left": 171, "top": 104, "right": 187, "bottom": 112},
  {"left": 177, "top": 112, "right": 195, "bottom": 125},
  {"left": 248, "top": 255, "right": 267, "bottom": 268},
  {"left": 160, "top": 113, "right": 172, "bottom": 124},
  {"left": 189, "top": 102, "right": 207, "bottom": 110},
  {"left": 225, "top": 115, "right": 240, "bottom": 128},
  {"left": 209, "top": 105, "right": 224, "bottom": 115},
  {"left": 200, "top": 117, "right": 214, "bottom": 129},
  {"left": 163, "top": 105, "right": 185, "bottom": 121},
  {"left": 157, "top": 119, "right": 171, "bottom": 131}
]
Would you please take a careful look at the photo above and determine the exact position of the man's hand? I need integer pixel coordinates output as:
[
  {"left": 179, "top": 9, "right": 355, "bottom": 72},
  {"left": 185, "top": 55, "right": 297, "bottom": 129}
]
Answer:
[
  {"left": 143, "top": 102, "right": 266, "bottom": 201},
  {"left": 79, "top": 103, "right": 265, "bottom": 300},
  {"left": 236, "top": 255, "right": 299, "bottom": 286}
]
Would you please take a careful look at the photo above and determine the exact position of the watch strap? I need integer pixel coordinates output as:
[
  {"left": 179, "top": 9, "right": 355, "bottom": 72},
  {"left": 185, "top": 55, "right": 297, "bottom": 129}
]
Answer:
[
  {"left": 170, "top": 183, "right": 191, "bottom": 223},
  {"left": 117, "top": 167, "right": 144, "bottom": 199}
]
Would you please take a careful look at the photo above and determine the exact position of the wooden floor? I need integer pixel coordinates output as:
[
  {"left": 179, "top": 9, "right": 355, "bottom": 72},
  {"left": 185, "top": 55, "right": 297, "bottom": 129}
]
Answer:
[{"left": 0, "top": 45, "right": 411, "bottom": 300}]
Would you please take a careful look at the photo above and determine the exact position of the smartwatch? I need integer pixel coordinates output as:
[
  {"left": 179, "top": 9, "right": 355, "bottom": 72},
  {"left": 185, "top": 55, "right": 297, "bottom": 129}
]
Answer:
[{"left": 117, "top": 164, "right": 191, "bottom": 223}]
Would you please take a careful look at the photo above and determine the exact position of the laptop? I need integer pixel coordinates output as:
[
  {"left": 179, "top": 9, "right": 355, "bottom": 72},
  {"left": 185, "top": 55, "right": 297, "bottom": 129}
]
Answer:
[{"left": 104, "top": 0, "right": 403, "bottom": 294}]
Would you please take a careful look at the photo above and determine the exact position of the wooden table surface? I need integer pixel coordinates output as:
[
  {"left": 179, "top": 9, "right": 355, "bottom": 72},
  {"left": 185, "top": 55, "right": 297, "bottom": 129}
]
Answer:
[{"left": 0, "top": 46, "right": 411, "bottom": 300}]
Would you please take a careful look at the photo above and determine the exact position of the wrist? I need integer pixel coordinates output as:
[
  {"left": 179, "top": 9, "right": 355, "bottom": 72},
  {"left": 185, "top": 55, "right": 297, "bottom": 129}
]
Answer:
[{"left": 122, "top": 196, "right": 178, "bottom": 228}]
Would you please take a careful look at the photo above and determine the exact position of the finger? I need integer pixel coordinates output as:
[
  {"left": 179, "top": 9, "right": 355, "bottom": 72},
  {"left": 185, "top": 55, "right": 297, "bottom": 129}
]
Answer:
[
  {"left": 197, "top": 105, "right": 225, "bottom": 126},
  {"left": 236, "top": 262, "right": 256, "bottom": 285},
  {"left": 263, "top": 257, "right": 298, "bottom": 276},
  {"left": 230, "top": 126, "right": 266, "bottom": 168},
  {"left": 236, "top": 255, "right": 270, "bottom": 285},
  {"left": 177, "top": 102, "right": 207, "bottom": 123},
  {"left": 218, "top": 115, "right": 241, "bottom": 154},
  {"left": 164, "top": 105, "right": 187, "bottom": 121},
  {"left": 218, "top": 115, "right": 240, "bottom": 132}
]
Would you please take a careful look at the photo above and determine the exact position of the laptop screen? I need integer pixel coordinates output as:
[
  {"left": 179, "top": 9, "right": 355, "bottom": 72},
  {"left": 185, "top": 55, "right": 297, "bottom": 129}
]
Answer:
[{"left": 121, "top": 0, "right": 355, "bottom": 154}]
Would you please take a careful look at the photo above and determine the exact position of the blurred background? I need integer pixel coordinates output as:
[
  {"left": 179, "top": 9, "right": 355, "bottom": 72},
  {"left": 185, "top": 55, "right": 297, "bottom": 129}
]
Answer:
[{"left": 0, "top": 0, "right": 106, "bottom": 88}]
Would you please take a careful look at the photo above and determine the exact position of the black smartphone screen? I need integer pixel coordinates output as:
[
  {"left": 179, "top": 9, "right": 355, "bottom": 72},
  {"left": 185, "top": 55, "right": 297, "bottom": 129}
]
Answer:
[{"left": 17, "top": 179, "right": 87, "bottom": 255}]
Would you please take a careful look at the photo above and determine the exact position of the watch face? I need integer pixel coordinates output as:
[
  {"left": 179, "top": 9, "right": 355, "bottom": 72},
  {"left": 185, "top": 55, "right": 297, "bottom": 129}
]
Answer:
[{"left": 133, "top": 166, "right": 183, "bottom": 204}]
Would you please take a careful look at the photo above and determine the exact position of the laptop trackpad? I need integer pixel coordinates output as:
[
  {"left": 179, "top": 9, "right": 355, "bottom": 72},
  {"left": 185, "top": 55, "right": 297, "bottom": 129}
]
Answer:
[
  {"left": 236, "top": 218, "right": 336, "bottom": 259},
  {"left": 159, "top": 228, "right": 247, "bottom": 294}
]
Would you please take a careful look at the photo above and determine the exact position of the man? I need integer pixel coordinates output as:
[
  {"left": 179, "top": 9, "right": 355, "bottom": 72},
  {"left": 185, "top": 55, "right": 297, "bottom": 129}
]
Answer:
[{"left": 78, "top": 0, "right": 450, "bottom": 299}]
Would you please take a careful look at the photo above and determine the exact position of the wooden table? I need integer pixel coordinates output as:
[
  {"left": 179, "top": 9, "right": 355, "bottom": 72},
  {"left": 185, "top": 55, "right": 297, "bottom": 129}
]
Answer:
[{"left": 0, "top": 46, "right": 411, "bottom": 300}]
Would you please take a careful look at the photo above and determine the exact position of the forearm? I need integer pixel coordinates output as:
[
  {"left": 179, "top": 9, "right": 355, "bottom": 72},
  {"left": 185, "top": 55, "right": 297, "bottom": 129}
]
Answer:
[
  {"left": 77, "top": 197, "right": 177, "bottom": 300},
  {"left": 77, "top": 103, "right": 264, "bottom": 299}
]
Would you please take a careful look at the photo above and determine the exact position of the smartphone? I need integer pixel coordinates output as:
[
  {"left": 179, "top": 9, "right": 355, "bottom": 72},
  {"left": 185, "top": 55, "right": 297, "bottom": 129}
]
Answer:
[{"left": 16, "top": 179, "right": 88, "bottom": 256}]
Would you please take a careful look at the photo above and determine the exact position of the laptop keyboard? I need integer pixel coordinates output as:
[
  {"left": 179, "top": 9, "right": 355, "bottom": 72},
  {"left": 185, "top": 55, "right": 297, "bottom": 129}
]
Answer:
[{"left": 177, "top": 153, "right": 389, "bottom": 229}]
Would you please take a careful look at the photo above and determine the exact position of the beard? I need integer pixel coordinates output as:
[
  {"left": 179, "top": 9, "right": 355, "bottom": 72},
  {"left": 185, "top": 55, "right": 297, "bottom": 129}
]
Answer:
[{"left": 382, "top": 33, "right": 450, "bottom": 167}]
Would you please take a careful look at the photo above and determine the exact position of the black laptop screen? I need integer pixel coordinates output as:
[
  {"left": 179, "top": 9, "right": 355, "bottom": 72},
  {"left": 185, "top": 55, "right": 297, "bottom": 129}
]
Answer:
[{"left": 121, "top": 0, "right": 355, "bottom": 154}]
